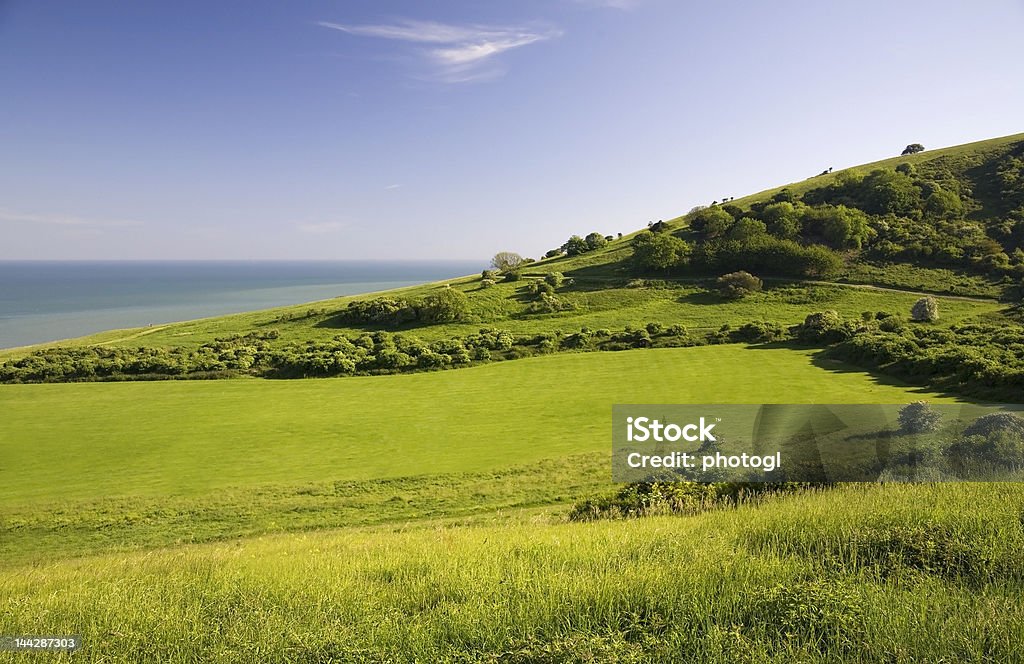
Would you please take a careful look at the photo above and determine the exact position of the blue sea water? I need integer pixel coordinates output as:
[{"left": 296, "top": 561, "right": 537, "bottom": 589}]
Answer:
[{"left": 0, "top": 260, "right": 484, "bottom": 349}]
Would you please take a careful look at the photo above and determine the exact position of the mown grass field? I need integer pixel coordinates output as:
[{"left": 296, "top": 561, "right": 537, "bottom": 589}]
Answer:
[
  {"left": 0, "top": 346, "right": 951, "bottom": 507},
  {"left": 0, "top": 345, "right": 954, "bottom": 568}
]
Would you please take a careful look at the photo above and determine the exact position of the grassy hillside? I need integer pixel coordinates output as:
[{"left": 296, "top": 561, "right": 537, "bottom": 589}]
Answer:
[{"left": 5, "top": 133, "right": 1024, "bottom": 662}]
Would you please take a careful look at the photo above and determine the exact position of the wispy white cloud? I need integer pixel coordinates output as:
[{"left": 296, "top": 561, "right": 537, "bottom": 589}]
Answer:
[
  {"left": 318, "top": 19, "right": 561, "bottom": 83},
  {"left": 0, "top": 209, "right": 144, "bottom": 229},
  {"left": 384, "top": 183, "right": 402, "bottom": 190}
]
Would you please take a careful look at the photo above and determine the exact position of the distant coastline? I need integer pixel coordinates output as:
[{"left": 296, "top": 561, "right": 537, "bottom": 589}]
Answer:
[{"left": 0, "top": 260, "right": 483, "bottom": 349}]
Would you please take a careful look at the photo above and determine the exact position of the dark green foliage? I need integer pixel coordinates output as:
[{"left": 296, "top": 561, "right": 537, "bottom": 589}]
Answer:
[
  {"left": 897, "top": 401, "right": 943, "bottom": 434},
  {"left": 796, "top": 310, "right": 855, "bottom": 344},
  {"left": 686, "top": 205, "right": 734, "bottom": 239},
  {"left": 716, "top": 271, "right": 762, "bottom": 299},
  {"left": 963, "top": 412, "right": 1024, "bottom": 439},
  {"left": 0, "top": 331, "right": 279, "bottom": 382},
  {"left": 726, "top": 217, "right": 767, "bottom": 241},
  {"left": 902, "top": 143, "right": 925, "bottom": 155},
  {"left": 340, "top": 297, "right": 418, "bottom": 326},
  {"left": 731, "top": 321, "right": 787, "bottom": 343},
  {"left": 694, "top": 236, "right": 844, "bottom": 278},
  {"left": 630, "top": 231, "right": 692, "bottom": 273},
  {"left": 824, "top": 322, "right": 1024, "bottom": 401},
  {"left": 584, "top": 232, "right": 608, "bottom": 251},
  {"left": 503, "top": 270, "right": 522, "bottom": 282},
  {"left": 924, "top": 189, "right": 964, "bottom": 219}
]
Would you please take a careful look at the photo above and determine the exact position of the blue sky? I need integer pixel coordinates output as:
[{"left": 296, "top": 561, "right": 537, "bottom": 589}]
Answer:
[{"left": 1, "top": 0, "right": 1022, "bottom": 260}]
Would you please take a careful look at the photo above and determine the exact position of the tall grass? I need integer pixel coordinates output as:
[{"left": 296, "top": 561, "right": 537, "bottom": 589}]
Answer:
[{"left": 3, "top": 483, "right": 1023, "bottom": 662}]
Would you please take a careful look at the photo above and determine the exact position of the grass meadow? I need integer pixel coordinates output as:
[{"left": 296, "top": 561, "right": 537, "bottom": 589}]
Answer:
[
  {"left": 0, "top": 346, "right": 952, "bottom": 567},
  {"left": 3, "top": 482, "right": 1022, "bottom": 662},
  {"left": 2, "top": 345, "right": 997, "bottom": 662}
]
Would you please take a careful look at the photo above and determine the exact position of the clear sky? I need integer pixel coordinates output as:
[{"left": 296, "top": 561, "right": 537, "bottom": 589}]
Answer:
[{"left": 1, "top": 0, "right": 1022, "bottom": 260}]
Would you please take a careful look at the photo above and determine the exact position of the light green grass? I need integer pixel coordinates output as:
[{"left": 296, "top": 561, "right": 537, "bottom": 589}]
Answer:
[
  {"left": 0, "top": 345, "right": 953, "bottom": 507},
  {"left": 3, "top": 482, "right": 1022, "bottom": 662},
  {"left": 0, "top": 345, "right": 955, "bottom": 567}
]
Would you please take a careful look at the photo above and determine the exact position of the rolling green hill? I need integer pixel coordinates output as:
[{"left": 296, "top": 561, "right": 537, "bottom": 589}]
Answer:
[{"left": 4, "top": 133, "right": 1024, "bottom": 662}]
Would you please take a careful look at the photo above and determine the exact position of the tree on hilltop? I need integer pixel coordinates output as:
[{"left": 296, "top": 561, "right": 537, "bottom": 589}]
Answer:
[
  {"left": 901, "top": 143, "right": 925, "bottom": 156},
  {"left": 490, "top": 252, "right": 524, "bottom": 273}
]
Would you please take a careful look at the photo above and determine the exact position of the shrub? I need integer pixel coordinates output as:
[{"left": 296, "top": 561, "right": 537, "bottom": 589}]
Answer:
[
  {"left": 797, "top": 310, "right": 850, "bottom": 344},
  {"left": 897, "top": 401, "right": 943, "bottom": 434},
  {"left": 544, "top": 272, "right": 565, "bottom": 288},
  {"left": 419, "top": 287, "right": 471, "bottom": 323},
  {"left": 503, "top": 271, "right": 522, "bottom": 282},
  {"left": 963, "top": 412, "right": 1024, "bottom": 439},
  {"left": 911, "top": 296, "right": 940, "bottom": 322},
  {"left": 480, "top": 278, "right": 496, "bottom": 288},
  {"left": 732, "top": 321, "right": 787, "bottom": 343},
  {"left": 716, "top": 271, "right": 763, "bottom": 299}
]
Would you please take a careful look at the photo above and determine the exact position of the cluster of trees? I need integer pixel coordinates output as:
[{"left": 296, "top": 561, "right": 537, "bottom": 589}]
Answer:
[
  {"left": 559, "top": 232, "right": 610, "bottom": 257},
  {"left": 338, "top": 288, "right": 472, "bottom": 327},
  {"left": 630, "top": 144, "right": 1024, "bottom": 285},
  {"left": 629, "top": 204, "right": 847, "bottom": 279}
]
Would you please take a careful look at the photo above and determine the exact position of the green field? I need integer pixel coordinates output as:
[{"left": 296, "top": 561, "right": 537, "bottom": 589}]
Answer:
[
  {"left": 0, "top": 345, "right": 954, "bottom": 567},
  {"left": 5, "top": 480, "right": 1022, "bottom": 662},
  {"left": 5, "top": 132, "right": 1024, "bottom": 662}
]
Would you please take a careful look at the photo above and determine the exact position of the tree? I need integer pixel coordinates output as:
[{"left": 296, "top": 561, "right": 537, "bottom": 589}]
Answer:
[
  {"left": 561, "top": 235, "right": 589, "bottom": 256},
  {"left": 584, "top": 232, "right": 608, "bottom": 251},
  {"left": 716, "top": 271, "right": 762, "bottom": 299},
  {"left": 631, "top": 231, "right": 691, "bottom": 273},
  {"left": 762, "top": 201, "right": 802, "bottom": 240},
  {"left": 490, "top": 252, "right": 524, "bottom": 273},
  {"left": 924, "top": 189, "right": 964, "bottom": 219},
  {"left": 911, "top": 296, "right": 939, "bottom": 322},
  {"left": 726, "top": 217, "right": 767, "bottom": 242},
  {"left": 686, "top": 205, "right": 734, "bottom": 239},
  {"left": 898, "top": 401, "right": 943, "bottom": 434},
  {"left": 420, "top": 287, "right": 471, "bottom": 322},
  {"left": 901, "top": 143, "right": 925, "bottom": 155}
]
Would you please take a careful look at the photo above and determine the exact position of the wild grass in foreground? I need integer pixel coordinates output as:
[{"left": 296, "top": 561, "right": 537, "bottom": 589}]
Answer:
[{"left": 2, "top": 483, "right": 1023, "bottom": 662}]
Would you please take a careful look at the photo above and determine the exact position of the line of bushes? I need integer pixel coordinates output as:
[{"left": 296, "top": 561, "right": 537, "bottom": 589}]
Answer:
[{"left": 0, "top": 319, "right": 792, "bottom": 384}]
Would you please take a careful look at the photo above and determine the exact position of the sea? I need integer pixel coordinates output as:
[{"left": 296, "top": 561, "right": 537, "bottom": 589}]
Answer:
[{"left": 0, "top": 260, "right": 484, "bottom": 350}]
